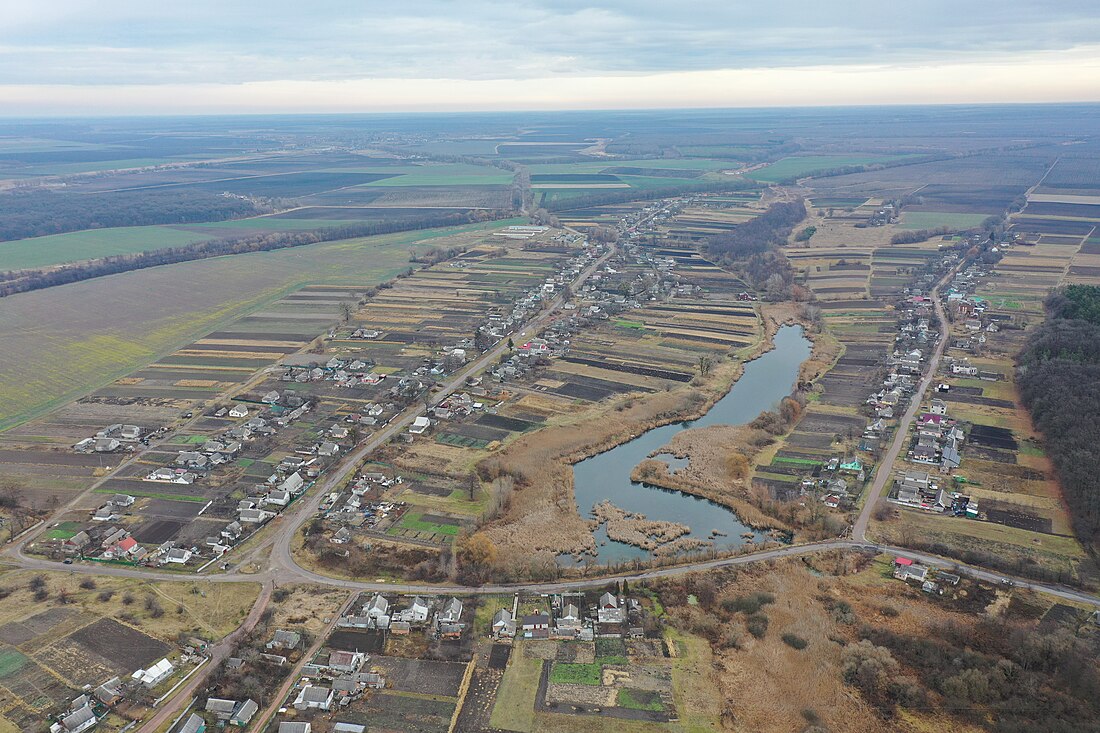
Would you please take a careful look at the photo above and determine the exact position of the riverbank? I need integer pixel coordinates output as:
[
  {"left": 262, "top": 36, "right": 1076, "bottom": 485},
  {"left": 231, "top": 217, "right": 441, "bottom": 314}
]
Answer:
[
  {"left": 479, "top": 303, "right": 817, "bottom": 561},
  {"left": 620, "top": 302, "right": 843, "bottom": 536}
]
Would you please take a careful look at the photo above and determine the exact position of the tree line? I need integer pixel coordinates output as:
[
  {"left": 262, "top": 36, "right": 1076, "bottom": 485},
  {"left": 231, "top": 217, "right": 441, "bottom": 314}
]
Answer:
[
  {"left": 1017, "top": 285, "right": 1100, "bottom": 550},
  {"left": 0, "top": 188, "right": 270, "bottom": 242},
  {"left": 0, "top": 209, "right": 507, "bottom": 297}
]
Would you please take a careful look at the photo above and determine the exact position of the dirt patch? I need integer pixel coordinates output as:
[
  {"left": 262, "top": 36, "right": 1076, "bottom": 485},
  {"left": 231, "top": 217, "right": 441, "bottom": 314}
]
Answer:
[{"left": 67, "top": 618, "right": 170, "bottom": 673}]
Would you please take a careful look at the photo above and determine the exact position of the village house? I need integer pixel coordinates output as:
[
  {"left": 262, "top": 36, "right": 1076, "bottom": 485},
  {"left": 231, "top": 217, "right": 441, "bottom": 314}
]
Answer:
[
  {"left": 268, "top": 629, "right": 301, "bottom": 651},
  {"left": 294, "top": 685, "right": 334, "bottom": 712},
  {"left": 177, "top": 714, "right": 206, "bottom": 733},
  {"left": 132, "top": 658, "right": 174, "bottom": 688},
  {"left": 492, "top": 608, "right": 516, "bottom": 638},
  {"left": 277, "top": 723, "right": 311, "bottom": 733},
  {"left": 51, "top": 701, "right": 96, "bottom": 733}
]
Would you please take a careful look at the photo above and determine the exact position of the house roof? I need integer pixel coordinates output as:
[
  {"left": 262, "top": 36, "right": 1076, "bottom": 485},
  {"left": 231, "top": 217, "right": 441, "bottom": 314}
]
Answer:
[
  {"left": 895, "top": 557, "right": 913, "bottom": 566},
  {"left": 62, "top": 705, "right": 95, "bottom": 732},
  {"left": 299, "top": 685, "right": 333, "bottom": 703},
  {"left": 177, "top": 713, "right": 206, "bottom": 733},
  {"left": 206, "top": 698, "right": 237, "bottom": 714},
  {"left": 232, "top": 699, "right": 258, "bottom": 723}
]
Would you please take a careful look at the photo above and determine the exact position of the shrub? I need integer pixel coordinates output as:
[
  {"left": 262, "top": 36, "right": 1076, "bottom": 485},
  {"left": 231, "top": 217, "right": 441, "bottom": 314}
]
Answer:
[
  {"left": 720, "top": 592, "right": 776, "bottom": 615},
  {"left": 782, "top": 633, "right": 809, "bottom": 650},
  {"left": 97, "top": 589, "right": 115, "bottom": 602},
  {"left": 79, "top": 578, "right": 96, "bottom": 590},
  {"left": 747, "top": 613, "right": 769, "bottom": 639}
]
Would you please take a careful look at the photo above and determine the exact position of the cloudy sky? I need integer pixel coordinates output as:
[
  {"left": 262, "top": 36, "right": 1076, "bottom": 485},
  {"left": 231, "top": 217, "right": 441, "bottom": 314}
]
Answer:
[{"left": 2, "top": 1, "right": 1099, "bottom": 114}]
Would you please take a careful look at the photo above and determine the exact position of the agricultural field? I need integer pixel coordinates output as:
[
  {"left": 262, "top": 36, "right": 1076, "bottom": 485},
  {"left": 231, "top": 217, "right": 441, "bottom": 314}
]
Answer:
[
  {"left": 0, "top": 218, "right": 519, "bottom": 433},
  {"left": 746, "top": 154, "right": 920, "bottom": 183},
  {"left": 0, "top": 226, "right": 223, "bottom": 271},
  {"left": 0, "top": 568, "right": 258, "bottom": 732}
]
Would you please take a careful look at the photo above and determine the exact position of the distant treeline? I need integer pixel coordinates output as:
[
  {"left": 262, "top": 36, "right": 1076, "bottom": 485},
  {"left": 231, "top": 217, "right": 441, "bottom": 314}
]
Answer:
[
  {"left": 1017, "top": 285, "right": 1100, "bottom": 549},
  {"left": 0, "top": 188, "right": 270, "bottom": 241},
  {"left": 0, "top": 209, "right": 506, "bottom": 297},
  {"left": 891, "top": 226, "right": 952, "bottom": 244}
]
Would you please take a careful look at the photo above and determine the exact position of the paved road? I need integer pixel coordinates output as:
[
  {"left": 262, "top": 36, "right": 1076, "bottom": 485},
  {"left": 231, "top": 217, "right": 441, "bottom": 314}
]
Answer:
[{"left": 852, "top": 261, "right": 957, "bottom": 541}]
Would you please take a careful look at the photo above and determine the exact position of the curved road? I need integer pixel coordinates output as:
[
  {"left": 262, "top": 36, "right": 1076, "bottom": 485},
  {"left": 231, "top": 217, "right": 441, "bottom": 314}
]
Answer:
[{"left": 3, "top": 250, "right": 1099, "bottom": 733}]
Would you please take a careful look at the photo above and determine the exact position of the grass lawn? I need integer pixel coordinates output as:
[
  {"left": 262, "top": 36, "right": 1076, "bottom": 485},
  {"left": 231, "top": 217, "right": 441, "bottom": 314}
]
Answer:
[
  {"left": 392, "top": 511, "right": 460, "bottom": 536},
  {"left": 0, "top": 650, "right": 27, "bottom": 679},
  {"left": 490, "top": 645, "right": 542, "bottom": 732},
  {"left": 617, "top": 688, "right": 665, "bottom": 712},
  {"left": 549, "top": 662, "right": 602, "bottom": 685}
]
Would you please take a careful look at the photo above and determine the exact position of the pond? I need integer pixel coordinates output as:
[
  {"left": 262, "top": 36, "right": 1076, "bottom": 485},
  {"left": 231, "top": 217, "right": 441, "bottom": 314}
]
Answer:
[{"left": 571, "top": 324, "right": 812, "bottom": 565}]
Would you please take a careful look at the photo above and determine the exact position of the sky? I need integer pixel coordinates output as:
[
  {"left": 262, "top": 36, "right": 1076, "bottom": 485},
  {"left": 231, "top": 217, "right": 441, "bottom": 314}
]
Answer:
[{"left": 2, "top": 1, "right": 1100, "bottom": 114}]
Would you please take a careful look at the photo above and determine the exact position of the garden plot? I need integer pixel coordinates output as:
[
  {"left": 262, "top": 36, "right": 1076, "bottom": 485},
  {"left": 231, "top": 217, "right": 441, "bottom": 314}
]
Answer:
[
  {"left": 337, "top": 691, "right": 455, "bottom": 733},
  {"left": 370, "top": 656, "right": 467, "bottom": 697}
]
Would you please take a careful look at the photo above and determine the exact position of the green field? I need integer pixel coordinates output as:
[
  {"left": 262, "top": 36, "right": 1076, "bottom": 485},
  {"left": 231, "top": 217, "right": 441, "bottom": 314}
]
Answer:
[
  {"left": 0, "top": 650, "right": 27, "bottom": 679},
  {"left": 617, "top": 688, "right": 665, "bottom": 711},
  {"left": 360, "top": 163, "right": 513, "bottom": 187},
  {"left": 549, "top": 662, "right": 602, "bottom": 685},
  {"left": 748, "top": 155, "right": 914, "bottom": 183},
  {"left": 186, "top": 217, "right": 369, "bottom": 231},
  {"left": 0, "top": 226, "right": 219, "bottom": 270},
  {"left": 391, "top": 511, "right": 461, "bottom": 536},
  {"left": 898, "top": 211, "right": 993, "bottom": 230},
  {"left": 0, "top": 217, "right": 522, "bottom": 432},
  {"left": 490, "top": 647, "right": 542, "bottom": 732}
]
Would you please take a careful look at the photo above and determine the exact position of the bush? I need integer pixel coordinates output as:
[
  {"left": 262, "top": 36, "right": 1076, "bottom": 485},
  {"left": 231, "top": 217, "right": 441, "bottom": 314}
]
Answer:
[
  {"left": 747, "top": 613, "right": 769, "bottom": 639},
  {"left": 33, "top": 589, "right": 48, "bottom": 602},
  {"left": 782, "top": 633, "right": 809, "bottom": 650},
  {"left": 28, "top": 575, "right": 46, "bottom": 592},
  {"left": 121, "top": 592, "right": 134, "bottom": 606},
  {"left": 144, "top": 596, "right": 164, "bottom": 618},
  {"left": 79, "top": 578, "right": 96, "bottom": 590},
  {"left": 272, "top": 588, "right": 291, "bottom": 603},
  {"left": 720, "top": 592, "right": 776, "bottom": 615},
  {"left": 96, "top": 589, "right": 115, "bottom": 602}
]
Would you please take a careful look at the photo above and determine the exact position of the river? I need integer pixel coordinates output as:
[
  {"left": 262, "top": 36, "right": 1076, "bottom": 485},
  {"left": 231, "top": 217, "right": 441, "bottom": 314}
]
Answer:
[{"left": 571, "top": 325, "right": 812, "bottom": 565}]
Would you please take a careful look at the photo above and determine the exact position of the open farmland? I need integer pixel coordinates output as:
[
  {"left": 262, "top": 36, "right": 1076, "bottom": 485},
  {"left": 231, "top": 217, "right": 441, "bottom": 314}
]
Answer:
[
  {"left": 747, "top": 154, "right": 921, "bottom": 183},
  {"left": 0, "top": 219, "right": 519, "bottom": 432}
]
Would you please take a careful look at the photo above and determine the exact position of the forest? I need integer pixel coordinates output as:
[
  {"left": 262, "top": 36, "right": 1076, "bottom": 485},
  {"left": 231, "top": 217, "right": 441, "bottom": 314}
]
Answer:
[
  {"left": 0, "top": 188, "right": 269, "bottom": 241},
  {"left": 705, "top": 199, "right": 807, "bottom": 262},
  {"left": 1017, "top": 285, "right": 1100, "bottom": 549},
  {"left": 859, "top": 617, "right": 1100, "bottom": 733}
]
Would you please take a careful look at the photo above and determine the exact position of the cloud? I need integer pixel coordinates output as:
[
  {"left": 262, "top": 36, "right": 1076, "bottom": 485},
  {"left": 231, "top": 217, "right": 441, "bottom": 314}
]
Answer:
[
  {"left": 0, "top": 1, "right": 1098, "bottom": 110},
  {"left": 3, "top": 47, "right": 1099, "bottom": 115}
]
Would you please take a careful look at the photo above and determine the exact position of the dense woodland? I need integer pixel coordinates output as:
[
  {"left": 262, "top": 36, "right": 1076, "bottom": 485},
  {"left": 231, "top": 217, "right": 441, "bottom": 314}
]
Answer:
[
  {"left": 859, "top": 618, "right": 1100, "bottom": 732},
  {"left": 1017, "top": 285, "right": 1100, "bottom": 550},
  {"left": 705, "top": 200, "right": 806, "bottom": 262},
  {"left": 0, "top": 188, "right": 269, "bottom": 241},
  {"left": 0, "top": 208, "right": 503, "bottom": 297}
]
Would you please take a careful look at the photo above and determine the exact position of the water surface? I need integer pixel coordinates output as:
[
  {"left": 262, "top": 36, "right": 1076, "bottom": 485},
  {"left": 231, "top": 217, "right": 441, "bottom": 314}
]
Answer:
[{"left": 571, "top": 325, "right": 812, "bottom": 564}]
